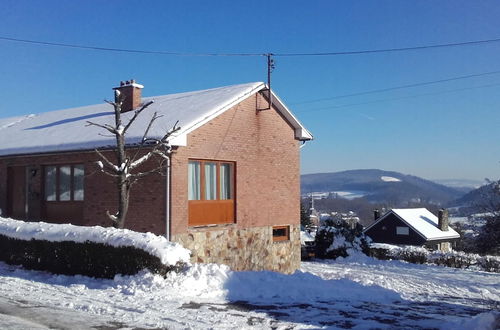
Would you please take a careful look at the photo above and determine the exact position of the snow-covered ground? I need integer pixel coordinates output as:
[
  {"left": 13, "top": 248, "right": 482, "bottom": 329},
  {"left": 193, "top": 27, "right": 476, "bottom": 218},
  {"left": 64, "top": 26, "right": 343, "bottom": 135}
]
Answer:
[
  {"left": 381, "top": 176, "right": 401, "bottom": 182},
  {"left": 0, "top": 254, "right": 498, "bottom": 329},
  {"left": 301, "top": 190, "right": 368, "bottom": 200}
]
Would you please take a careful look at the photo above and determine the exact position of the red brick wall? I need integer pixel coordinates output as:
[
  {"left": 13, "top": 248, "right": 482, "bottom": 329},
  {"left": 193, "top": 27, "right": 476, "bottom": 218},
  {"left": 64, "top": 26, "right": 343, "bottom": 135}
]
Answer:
[
  {"left": 0, "top": 150, "right": 166, "bottom": 234},
  {"left": 171, "top": 92, "right": 300, "bottom": 235},
  {"left": 0, "top": 91, "right": 301, "bottom": 239}
]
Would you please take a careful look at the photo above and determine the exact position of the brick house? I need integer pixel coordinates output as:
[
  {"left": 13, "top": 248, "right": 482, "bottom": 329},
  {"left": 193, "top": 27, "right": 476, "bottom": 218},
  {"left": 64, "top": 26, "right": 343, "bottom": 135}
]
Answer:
[
  {"left": 363, "top": 208, "right": 460, "bottom": 252},
  {"left": 0, "top": 81, "right": 312, "bottom": 273}
]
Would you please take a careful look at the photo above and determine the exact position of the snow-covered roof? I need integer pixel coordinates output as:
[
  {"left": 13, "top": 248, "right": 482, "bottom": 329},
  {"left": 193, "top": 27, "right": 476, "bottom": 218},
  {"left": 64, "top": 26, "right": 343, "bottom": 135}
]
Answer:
[
  {"left": 0, "top": 82, "right": 312, "bottom": 157},
  {"left": 391, "top": 208, "right": 460, "bottom": 241},
  {"left": 300, "top": 230, "right": 315, "bottom": 244}
]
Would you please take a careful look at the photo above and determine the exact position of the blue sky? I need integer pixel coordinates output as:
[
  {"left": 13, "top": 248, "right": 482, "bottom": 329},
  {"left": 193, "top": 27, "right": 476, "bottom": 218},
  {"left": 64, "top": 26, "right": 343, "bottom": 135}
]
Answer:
[{"left": 1, "top": 1, "right": 499, "bottom": 181}]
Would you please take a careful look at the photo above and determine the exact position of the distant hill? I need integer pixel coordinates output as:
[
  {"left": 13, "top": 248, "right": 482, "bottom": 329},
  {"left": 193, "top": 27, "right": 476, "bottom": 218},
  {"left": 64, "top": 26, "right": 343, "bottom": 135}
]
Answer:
[
  {"left": 450, "top": 181, "right": 500, "bottom": 210},
  {"left": 433, "top": 179, "right": 484, "bottom": 194},
  {"left": 301, "top": 169, "right": 465, "bottom": 206}
]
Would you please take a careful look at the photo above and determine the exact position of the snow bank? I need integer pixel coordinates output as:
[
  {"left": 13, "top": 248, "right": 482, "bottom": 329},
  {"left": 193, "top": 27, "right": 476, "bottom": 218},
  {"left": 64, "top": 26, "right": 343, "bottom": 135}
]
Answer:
[
  {"left": 1, "top": 254, "right": 497, "bottom": 328},
  {"left": 224, "top": 268, "right": 402, "bottom": 304},
  {"left": 0, "top": 217, "right": 190, "bottom": 266},
  {"left": 116, "top": 262, "right": 402, "bottom": 305}
]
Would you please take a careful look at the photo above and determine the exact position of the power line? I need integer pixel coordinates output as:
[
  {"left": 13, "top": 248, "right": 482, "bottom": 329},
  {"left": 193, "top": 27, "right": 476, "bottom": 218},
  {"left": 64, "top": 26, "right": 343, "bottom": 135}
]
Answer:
[
  {"left": 295, "top": 82, "right": 500, "bottom": 113},
  {"left": 0, "top": 36, "right": 263, "bottom": 57},
  {"left": 291, "top": 70, "right": 500, "bottom": 105},
  {"left": 1, "top": 35, "right": 500, "bottom": 57},
  {"left": 276, "top": 37, "right": 500, "bottom": 56}
]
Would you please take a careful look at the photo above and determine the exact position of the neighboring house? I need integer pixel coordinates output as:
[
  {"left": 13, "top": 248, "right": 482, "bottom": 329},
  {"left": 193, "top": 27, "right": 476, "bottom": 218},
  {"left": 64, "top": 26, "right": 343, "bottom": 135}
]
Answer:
[
  {"left": 0, "top": 81, "right": 312, "bottom": 273},
  {"left": 300, "top": 229, "right": 316, "bottom": 260},
  {"left": 363, "top": 208, "right": 460, "bottom": 252},
  {"left": 324, "top": 211, "right": 360, "bottom": 229}
]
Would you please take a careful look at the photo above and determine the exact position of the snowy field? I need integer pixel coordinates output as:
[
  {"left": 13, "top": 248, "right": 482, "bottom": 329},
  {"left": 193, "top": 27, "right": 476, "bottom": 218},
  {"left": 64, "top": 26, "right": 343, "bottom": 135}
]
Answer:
[{"left": 0, "top": 254, "right": 498, "bottom": 329}]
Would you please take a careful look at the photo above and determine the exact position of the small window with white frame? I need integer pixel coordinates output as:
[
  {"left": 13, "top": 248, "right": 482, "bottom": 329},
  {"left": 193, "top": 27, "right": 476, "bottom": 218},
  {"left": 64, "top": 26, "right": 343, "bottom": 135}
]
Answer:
[{"left": 396, "top": 226, "right": 409, "bottom": 235}]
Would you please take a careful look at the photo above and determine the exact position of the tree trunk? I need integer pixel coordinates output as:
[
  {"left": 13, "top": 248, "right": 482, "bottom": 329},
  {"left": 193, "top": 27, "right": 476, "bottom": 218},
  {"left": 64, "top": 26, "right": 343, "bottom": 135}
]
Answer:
[
  {"left": 88, "top": 92, "right": 177, "bottom": 230},
  {"left": 113, "top": 175, "right": 130, "bottom": 229},
  {"left": 112, "top": 101, "right": 130, "bottom": 229}
]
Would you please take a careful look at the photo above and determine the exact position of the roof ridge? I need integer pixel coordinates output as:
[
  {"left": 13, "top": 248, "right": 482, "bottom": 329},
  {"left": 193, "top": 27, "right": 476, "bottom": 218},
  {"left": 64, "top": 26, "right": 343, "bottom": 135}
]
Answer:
[{"left": 0, "top": 82, "right": 265, "bottom": 121}]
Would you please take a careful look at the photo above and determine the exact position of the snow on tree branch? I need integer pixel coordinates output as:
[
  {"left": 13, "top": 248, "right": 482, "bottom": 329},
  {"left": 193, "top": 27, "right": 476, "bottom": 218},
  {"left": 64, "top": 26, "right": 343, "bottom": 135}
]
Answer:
[{"left": 87, "top": 93, "right": 180, "bottom": 229}]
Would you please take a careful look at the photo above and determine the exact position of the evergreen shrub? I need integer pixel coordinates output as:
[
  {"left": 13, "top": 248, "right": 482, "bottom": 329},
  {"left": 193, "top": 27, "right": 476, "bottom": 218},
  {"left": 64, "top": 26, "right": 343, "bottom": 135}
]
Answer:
[
  {"left": 369, "top": 244, "right": 500, "bottom": 273},
  {"left": 315, "top": 220, "right": 371, "bottom": 259},
  {"left": 0, "top": 234, "right": 186, "bottom": 278}
]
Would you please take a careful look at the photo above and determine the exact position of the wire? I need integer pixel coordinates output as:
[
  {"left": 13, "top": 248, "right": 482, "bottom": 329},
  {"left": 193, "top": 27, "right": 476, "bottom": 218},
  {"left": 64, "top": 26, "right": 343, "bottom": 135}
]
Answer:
[
  {"left": 291, "top": 70, "right": 500, "bottom": 105},
  {"left": 1, "top": 35, "right": 500, "bottom": 57},
  {"left": 0, "top": 36, "right": 264, "bottom": 57},
  {"left": 295, "top": 82, "right": 500, "bottom": 113},
  {"left": 276, "top": 37, "right": 500, "bottom": 56}
]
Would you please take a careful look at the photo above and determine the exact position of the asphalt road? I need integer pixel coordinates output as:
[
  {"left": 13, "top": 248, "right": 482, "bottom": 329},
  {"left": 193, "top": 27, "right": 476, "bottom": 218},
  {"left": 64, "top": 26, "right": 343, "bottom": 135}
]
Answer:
[{"left": 0, "top": 296, "right": 131, "bottom": 330}]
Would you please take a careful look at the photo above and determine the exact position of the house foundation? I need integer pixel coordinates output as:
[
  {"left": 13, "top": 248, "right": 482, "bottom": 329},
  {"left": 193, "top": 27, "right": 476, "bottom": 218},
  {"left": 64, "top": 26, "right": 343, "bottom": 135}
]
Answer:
[{"left": 171, "top": 224, "right": 301, "bottom": 274}]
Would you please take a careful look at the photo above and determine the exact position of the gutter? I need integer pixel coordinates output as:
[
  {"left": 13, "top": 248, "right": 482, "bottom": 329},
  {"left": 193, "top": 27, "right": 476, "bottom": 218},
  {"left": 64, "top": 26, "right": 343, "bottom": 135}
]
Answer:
[{"left": 165, "top": 155, "right": 171, "bottom": 241}]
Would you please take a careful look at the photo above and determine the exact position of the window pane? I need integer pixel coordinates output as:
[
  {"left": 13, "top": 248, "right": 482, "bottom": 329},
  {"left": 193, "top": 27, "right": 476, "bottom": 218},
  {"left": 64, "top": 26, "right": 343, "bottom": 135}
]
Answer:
[
  {"left": 74, "top": 165, "right": 84, "bottom": 201},
  {"left": 396, "top": 226, "right": 409, "bottom": 235},
  {"left": 44, "top": 166, "right": 57, "bottom": 201},
  {"left": 188, "top": 161, "right": 201, "bottom": 200},
  {"left": 204, "top": 162, "right": 217, "bottom": 200},
  {"left": 220, "top": 163, "right": 232, "bottom": 200},
  {"left": 273, "top": 226, "right": 290, "bottom": 242},
  {"left": 59, "top": 166, "right": 71, "bottom": 201}
]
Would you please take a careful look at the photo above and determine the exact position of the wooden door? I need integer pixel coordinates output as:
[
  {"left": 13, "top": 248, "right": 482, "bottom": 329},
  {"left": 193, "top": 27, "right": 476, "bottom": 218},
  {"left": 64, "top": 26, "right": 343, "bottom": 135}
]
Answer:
[{"left": 7, "top": 166, "right": 26, "bottom": 219}]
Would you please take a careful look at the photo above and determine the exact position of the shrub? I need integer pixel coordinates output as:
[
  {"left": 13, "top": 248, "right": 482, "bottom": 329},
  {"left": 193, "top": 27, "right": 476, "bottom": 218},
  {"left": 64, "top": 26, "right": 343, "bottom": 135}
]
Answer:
[
  {"left": 368, "top": 244, "right": 500, "bottom": 273},
  {"left": 315, "top": 220, "right": 371, "bottom": 259},
  {"left": 477, "top": 256, "right": 500, "bottom": 273},
  {"left": 0, "top": 234, "right": 186, "bottom": 278}
]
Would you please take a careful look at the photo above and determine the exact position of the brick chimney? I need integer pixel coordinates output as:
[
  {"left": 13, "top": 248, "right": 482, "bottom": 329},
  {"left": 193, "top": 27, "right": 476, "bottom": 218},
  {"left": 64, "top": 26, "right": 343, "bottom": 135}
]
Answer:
[
  {"left": 438, "top": 209, "right": 449, "bottom": 231},
  {"left": 374, "top": 209, "right": 380, "bottom": 221},
  {"left": 113, "top": 79, "right": 144, "bottom": 112}
]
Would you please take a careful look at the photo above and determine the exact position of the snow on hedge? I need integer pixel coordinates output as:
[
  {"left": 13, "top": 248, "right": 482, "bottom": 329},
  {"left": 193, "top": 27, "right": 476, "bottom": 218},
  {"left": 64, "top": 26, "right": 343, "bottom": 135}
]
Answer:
[
  {"left": 0, "top": 217, "right": 190, "bottom": 266},
  {"left": 370, "top": 243, "right": 500, "bottom": 272}
]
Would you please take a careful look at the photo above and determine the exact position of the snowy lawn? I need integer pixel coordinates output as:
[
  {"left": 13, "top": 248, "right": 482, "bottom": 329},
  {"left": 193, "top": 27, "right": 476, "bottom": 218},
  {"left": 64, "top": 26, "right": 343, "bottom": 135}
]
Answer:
[{"left": 0, "top": 254, "right": 498, "bottom": 329}]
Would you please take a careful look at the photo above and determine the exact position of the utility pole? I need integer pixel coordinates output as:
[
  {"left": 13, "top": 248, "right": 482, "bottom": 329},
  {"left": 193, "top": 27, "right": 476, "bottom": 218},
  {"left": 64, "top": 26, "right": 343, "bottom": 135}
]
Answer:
[{"left": 258, "top": 53, "right": 275, "bottom": 111}]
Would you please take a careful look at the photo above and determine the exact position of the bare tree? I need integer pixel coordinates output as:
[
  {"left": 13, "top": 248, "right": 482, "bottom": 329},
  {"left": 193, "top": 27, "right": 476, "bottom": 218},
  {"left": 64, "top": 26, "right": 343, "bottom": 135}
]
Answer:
[{"left": 87, "top": 90, "right": 180, "bottom": 229}]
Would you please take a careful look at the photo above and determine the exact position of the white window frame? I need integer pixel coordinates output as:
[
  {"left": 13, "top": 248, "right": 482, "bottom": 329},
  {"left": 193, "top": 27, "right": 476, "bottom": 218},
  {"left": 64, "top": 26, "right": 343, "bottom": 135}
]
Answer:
[{"left": 396, "top": 226, "right": 409, "bottom": 235}]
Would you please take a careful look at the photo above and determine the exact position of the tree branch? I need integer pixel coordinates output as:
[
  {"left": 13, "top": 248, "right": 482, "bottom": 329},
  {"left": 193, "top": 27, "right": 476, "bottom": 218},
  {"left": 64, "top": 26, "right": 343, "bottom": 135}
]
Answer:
[
  {"left": 123, "top": 100, "right": 154, "bottom": 133},
  {"left": 94, "top": 149, "right": 119, "bottom": 174},
  {"left": 86, "top": 121, "right": 117, "bottom": 134},
  {"left": 128, "top": 163, "right": 168, "bottom": 186},
  {"left": 129, "top": 111, "right": 162, "bottom": 166},
  {"left": 141, "top": 112, "right": 162, "bottom": 144}
]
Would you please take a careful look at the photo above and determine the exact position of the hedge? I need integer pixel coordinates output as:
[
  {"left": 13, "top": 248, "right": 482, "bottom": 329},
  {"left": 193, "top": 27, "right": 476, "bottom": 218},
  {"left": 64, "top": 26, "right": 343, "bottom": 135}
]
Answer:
[
  {"left": 369, "top": 245, "right": 500, "bottom": 273},
  {"left": 0, "top": 234, "right": 186, "bottom": 278}
]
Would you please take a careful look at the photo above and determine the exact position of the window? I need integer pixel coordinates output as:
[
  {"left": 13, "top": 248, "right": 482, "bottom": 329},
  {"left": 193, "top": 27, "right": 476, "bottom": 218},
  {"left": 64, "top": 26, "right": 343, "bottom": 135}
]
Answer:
[
  {"left": 272, "top": 226, "right": 290, "bottom": 242},
  {"left": 44, "top": 164, "right": 84, "bottom": 202},
  {"left": 188, "top": 160, "right": 233, "bottom": 201},
  {"left": 396, "top": 226, "right": 409, "bottom": 235},
  {"left": 188, "top": 161, "right": 201, "bottom": 200},
  {"left": 188, "top": 160, "right": 234, "bottom": 226}
]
